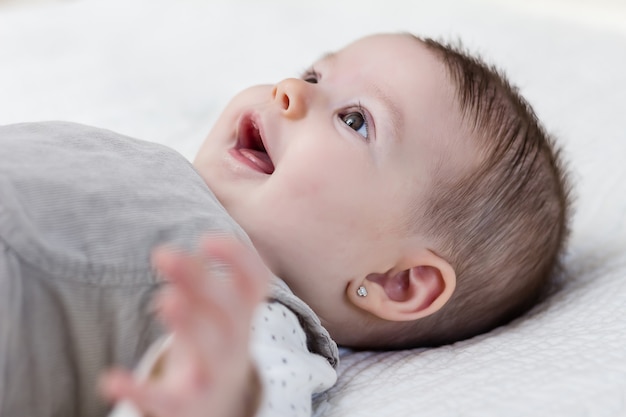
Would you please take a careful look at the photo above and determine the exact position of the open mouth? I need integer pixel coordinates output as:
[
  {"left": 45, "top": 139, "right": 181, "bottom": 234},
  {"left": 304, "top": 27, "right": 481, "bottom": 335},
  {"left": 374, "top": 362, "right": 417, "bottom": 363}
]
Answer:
[{"left": 235, "top": 114, "right": 275, "bottom": 175}]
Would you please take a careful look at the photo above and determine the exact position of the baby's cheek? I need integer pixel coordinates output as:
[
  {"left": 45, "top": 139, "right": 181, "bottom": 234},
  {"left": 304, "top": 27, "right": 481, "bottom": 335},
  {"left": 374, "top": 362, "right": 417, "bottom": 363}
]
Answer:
[
  {"left": 274, "top": 156, "right": 334, "bottom": 202},
  {"left": 282, "top": 172, "right": 325, "bottom": 201}
]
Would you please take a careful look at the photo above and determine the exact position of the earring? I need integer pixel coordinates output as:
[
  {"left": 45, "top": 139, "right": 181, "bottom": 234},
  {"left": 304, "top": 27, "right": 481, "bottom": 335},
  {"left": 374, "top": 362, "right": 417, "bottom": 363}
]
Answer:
[{"left": 357, "top": 286, "right": 368, "bottom": 297}]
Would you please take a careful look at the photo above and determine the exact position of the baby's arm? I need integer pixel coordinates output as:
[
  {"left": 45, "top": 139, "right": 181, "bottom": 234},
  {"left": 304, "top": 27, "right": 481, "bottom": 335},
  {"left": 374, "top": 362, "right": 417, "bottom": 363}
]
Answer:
[{"left": 101, "top": 237, "right": 269, "bottom": 417}]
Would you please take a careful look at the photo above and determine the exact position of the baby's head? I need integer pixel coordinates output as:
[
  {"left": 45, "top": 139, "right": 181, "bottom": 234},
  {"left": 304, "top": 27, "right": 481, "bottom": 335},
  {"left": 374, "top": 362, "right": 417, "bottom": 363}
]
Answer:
[{"left": 193, "top": 33, "right": 570, "bottom": 349}]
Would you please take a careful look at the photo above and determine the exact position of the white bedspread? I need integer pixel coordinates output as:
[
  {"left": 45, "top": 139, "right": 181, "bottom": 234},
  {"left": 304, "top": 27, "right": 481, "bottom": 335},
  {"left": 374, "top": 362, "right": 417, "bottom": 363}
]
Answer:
[{"left": 1, "top": 0, "right": 625, "bottom": 415}]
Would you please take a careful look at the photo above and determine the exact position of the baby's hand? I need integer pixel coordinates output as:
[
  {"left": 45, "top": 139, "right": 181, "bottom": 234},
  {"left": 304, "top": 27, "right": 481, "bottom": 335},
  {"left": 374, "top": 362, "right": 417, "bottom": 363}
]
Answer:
[{"left": 101, "top": 236, "right": 270, "bottom": 417}]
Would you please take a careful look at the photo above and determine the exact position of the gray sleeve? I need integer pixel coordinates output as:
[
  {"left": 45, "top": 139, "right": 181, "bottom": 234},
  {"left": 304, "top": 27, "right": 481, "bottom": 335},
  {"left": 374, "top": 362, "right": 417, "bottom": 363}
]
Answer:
[{"left": 0, "top": 121, "right": 249, "bottom": 417}]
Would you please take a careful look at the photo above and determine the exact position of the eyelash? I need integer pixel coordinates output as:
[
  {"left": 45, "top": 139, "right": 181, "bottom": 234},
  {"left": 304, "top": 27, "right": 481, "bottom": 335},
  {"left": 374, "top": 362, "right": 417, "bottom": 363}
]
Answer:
[
  {"left": 299, "top": 68, "right": 372, "bottom": 141},
  {"left": 300, "top": 68, "right": 320, "bottom": 84}
]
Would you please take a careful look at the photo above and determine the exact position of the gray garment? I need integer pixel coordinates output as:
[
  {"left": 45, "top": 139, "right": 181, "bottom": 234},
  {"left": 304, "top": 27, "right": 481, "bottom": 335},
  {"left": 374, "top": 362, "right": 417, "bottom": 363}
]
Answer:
[{"left": 0, "top": 122, "right": 337, "bottom": 417}]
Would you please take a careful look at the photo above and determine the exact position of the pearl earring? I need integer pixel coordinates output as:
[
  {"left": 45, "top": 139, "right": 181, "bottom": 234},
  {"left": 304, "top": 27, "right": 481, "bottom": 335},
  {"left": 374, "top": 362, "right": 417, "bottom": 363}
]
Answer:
[{"left": 357, "top": 286, "right": 368, "bottom": 297}]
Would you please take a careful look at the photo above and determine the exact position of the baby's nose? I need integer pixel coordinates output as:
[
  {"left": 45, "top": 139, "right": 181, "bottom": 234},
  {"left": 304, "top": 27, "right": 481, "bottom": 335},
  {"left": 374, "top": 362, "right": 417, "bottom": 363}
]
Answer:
[{"left": 271, "top": 78, "right": 308, "bottom": 119}]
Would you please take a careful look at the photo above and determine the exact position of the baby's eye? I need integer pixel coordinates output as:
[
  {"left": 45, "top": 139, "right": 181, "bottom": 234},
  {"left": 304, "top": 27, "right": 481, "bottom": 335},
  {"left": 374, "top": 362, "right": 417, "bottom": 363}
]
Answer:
[
  {"left": 301, "top": 69, "right": 319, "bottom": 84},
  {"left": 341, "top": 111, "right": 368, "bottom": 139}
]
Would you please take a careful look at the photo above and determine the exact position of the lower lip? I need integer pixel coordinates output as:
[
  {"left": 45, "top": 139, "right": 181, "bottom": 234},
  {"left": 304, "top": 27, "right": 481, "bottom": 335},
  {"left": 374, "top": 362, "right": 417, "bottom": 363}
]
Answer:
[{"left": 228, "top": 148, "right": 268, "bottom": 174}]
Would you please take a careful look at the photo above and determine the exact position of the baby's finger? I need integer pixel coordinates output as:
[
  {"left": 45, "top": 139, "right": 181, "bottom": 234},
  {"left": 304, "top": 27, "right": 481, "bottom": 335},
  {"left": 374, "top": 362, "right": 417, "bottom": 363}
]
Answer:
[
  {"left": 151, "top": 238, "right": 263, "bottom": 350},
  {"left": 152, "top": 240, "right": 257, "bottom": 329},
  {"left": 156, "top": 282, "right": 238, "bottom": 364},
  {"left": 154, "top": 285, "right": 196, "bottom": 331},
  {"left": 99, "top": 368, "right": 135, "bottom": 403},
  {"left": 156, "top": 280, "right": 241, "bottom": 375},
  {"left": 152, "top": 238, "right": 269, "bottom": 312},
  {"left": 152, "top": 247, "right": 233, "bottom": 322},
  {"left": 170, "top": 290, "right": 241, "bottom": 364},
  {"left": 101, "top": 369, "right": 181, "bottom": 417},
  {"left": 151, "top": 246, "right": 204, "bottom": 286},
  {"left": 201, "top": 237, "right": 270, "bottom": 307}
]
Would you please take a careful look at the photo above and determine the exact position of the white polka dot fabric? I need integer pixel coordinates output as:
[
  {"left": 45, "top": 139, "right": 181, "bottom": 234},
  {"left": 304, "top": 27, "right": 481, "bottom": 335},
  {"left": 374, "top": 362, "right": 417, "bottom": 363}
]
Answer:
[{"left": 251, "top": 302, "right": 337, "bottom": 417}]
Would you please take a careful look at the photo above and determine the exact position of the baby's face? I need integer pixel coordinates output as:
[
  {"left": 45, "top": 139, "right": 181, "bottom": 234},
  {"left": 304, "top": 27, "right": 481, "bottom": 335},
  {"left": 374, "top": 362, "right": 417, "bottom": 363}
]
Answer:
[{"left": 194, "top": 34, "right": 468, "bottom": 338}]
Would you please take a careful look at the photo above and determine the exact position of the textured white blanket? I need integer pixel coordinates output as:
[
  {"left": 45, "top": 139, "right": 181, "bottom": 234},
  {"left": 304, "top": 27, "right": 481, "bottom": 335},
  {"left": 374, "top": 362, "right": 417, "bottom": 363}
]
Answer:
[{"left": 1, "top": 0, "right": 625, "bottom": 415}]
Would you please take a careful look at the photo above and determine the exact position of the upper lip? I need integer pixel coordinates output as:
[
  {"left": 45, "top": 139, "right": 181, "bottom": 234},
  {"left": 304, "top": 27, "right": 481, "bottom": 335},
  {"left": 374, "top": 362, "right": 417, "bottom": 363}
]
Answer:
[{"left": 236, "top": 112, "right": 274, "bottom": 164}]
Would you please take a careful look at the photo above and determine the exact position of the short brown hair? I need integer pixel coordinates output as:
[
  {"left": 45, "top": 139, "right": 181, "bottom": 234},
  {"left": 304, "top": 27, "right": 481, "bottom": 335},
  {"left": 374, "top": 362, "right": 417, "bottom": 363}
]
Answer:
[{"left": 384, "top": 36, "right": 572, "bottom": 348}]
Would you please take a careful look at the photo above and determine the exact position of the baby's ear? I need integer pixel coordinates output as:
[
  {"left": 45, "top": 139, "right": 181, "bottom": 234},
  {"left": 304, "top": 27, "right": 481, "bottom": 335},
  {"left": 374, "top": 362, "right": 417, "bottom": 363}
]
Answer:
[{"left": 348, "top": 250, "right": 456, "bottom": 322}]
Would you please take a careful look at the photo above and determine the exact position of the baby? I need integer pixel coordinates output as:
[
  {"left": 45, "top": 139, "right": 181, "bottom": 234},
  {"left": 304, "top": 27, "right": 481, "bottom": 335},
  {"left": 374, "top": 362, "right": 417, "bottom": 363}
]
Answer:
[
  {"left": 0, "top": 32, "right": 570, "bottom": 417},
  {"left": 102, "top": 33, "right": 571, "bottom": 417}
]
